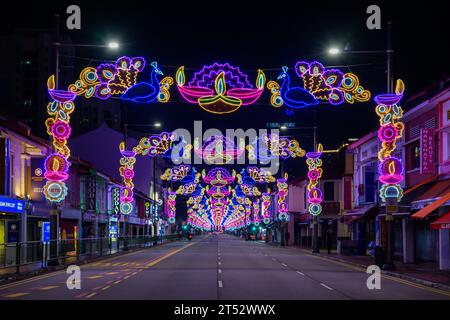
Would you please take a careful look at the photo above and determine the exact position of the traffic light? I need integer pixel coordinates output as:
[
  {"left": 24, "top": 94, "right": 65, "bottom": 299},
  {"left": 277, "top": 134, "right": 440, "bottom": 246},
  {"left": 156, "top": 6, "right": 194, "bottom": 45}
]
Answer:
[
  {"left": 251, "top": 225, "right": 257, "bottom": 232},
  {"left": 182, "top": 225, "right": 188, "bottom": 230}
]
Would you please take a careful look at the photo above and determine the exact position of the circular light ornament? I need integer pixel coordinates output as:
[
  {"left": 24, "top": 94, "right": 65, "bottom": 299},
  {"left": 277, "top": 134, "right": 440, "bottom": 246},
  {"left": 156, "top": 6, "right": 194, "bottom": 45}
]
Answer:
[
  {"left": 169, "top": 217, "right": 176, "bottom": 224},
  {"left": 263, "top": 218, "right": 271, "bottom": 225},
  {"left": 308, "top": 204, "right": 322, "bottom": 216},
  {"left": 378, "top": 123, "right": 398, "bottom": 143},
  {"left": 278, "top": 212, "right": 289, "bottom": 221},
  {"left": 307, "top": 169, "right": 322, "bottom": 181},
  {"left": 43, "top": 181, "right": 68, "bottom": 202},
  {"left": 120, "top": 202, "right": 133, "bottom": 215},
  {"left": 51, "top": 120, "right": 72, "bottom": 141}
]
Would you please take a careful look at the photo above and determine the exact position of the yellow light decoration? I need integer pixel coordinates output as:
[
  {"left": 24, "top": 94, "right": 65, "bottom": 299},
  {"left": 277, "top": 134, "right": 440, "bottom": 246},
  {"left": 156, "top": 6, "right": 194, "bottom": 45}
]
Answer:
[{"left": 158, "top": 76, "right": 174, "bottom": 103}]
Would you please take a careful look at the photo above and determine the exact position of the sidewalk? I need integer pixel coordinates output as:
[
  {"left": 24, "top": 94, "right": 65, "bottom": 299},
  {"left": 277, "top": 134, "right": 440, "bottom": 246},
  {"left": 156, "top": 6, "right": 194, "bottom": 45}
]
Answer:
[
  {"left": 0, "top": 238, "right": 179, "bottom": 285},
  {"left": 294, "top": 246, "right": 450, "bottom": 292}
]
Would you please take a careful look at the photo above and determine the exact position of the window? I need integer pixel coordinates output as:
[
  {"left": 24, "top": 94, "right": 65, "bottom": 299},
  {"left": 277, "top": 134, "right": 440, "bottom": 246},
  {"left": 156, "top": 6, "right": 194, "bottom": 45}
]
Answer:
[
  {"left": 324, "top": 181, "right": 335, "bottom": 201},
  {"left": 409, "top": 142, "right": 421, "bottom": 170}
]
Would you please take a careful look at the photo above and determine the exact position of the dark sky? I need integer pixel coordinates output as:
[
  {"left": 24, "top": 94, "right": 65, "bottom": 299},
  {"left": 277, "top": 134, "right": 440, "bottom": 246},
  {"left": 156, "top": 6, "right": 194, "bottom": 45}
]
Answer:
[{"left": 2, "top": 0, "right": 449, "bottom": 152}]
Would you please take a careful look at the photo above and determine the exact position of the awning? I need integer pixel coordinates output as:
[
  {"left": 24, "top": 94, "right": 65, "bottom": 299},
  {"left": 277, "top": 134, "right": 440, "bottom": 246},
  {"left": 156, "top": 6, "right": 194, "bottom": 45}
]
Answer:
[
  {"left": 344, "top": 204, "right": 377, "bottom": 217},
  {"left": 343, "top": 204, "right": 377, "bottom": 224},
  {"left": 431, "top": 210, "right": 450, "bottom": 230},
  {"left": 411, "top": 192, "right": 450, "bottom": 219},
  {"left": 411, "top": 179, "right": 450, "bottom": 209}
]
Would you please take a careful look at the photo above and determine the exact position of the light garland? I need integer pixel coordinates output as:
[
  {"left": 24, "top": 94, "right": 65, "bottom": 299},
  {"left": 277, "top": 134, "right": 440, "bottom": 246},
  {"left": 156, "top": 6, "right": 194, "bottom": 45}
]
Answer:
[
  {"left": 306, "top": 144, "right": 323, "bottom": 216},
  {"left": 277, "top": 173, "right": 289, "bottom": 221},
  {"left": 376, "top": 80, "right": 405, "bottom": 202}
]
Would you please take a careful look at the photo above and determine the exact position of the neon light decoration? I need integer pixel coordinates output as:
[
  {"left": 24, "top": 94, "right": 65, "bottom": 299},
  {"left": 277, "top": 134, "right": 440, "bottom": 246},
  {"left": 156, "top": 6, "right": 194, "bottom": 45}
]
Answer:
[
  {"left": 277, "top": 173, "right": 289, "bottom": 221},
  {"left": 121, "top": 62, "right": 167, "bottom": 103},
  {"left": 306, "top": 144, "right": 323, "bottom": 216},
  {"left": 176, "top": 63, "right": 266, "bottom": 114},
  {"left": 118, "top": 142, "right": 136, "bottom": 214},
  {"left": 166, "top": 189, "right": 177, "bottom": 224},
  {"left": 376, "top": 79, "right": 405, "bottom": 202},
  {"left": 133, "top": 132, "right": 177, "bottom": 157},
  {"left": 237, "top": 167, "right": 276, "bottom": 184},
  {"left": 261, "top": 190, "right": 272, "bottom": 224},
  {"left": 247, "top": 134, "right": 305, "bottom": 161},
  {"left": 253, "top": 199, "right": 261, "bottom": 226},
  {"left": 43, "top": 75, "right": 76, "bottom": 203},
  {"left": 268, "top": 61, "right": 370, "bottom": 113},
  {"left": 194, "top": 135, "right": 245, "bottom": 164}
]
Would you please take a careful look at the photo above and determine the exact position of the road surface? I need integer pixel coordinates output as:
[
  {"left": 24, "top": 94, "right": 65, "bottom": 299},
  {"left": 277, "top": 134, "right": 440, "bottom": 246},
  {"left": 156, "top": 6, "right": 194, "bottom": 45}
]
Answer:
[{"left": 0, "top": 234, "right": 448, "bottom": 300}]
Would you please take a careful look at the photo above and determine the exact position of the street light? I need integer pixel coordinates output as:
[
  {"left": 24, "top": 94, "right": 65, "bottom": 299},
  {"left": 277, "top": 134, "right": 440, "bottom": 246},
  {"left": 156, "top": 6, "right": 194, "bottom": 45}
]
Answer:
[
  {"left": 154, "top": 122, "right": 162, "bottom": 128},
  {"left": 108, "top": 41, "right": 120, "bottom": 49},
  {"left": 328, "top": 48, "right": 341, "bottom": 55},
  {"left": 327, "top": 22, "right": 396, "bottom": 270},
  {"left": 326, "top": 21, "right": 394, "bottom": 94}
]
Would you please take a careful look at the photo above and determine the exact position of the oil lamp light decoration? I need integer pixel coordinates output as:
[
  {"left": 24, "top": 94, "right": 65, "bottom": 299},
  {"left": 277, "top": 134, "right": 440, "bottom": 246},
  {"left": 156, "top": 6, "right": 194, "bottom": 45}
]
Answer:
[
  {"left": 306, "top": 144, "right": 323, "bottom": 216},
  {"left": 376, "top": 79, "right": 405, "bottom": 202},
  {"left": 176, "top": 63, "right": 266, "bottom": 114}
]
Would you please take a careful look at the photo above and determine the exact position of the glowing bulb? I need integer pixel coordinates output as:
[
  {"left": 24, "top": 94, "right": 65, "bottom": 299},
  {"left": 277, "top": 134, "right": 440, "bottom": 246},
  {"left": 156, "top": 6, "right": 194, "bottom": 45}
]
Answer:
[
  {"left": 108, "top": 42, "right": 119, "bottom": 49},
  {"left": 328, "top": 48, "right": 341, "bottom": 55}
]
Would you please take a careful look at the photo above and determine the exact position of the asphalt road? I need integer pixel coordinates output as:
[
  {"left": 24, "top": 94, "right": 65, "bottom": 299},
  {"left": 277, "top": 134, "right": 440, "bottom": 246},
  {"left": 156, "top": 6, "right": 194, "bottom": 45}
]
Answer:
[{"left": 0, "top": 234, "right": 449, "bottom": 300}]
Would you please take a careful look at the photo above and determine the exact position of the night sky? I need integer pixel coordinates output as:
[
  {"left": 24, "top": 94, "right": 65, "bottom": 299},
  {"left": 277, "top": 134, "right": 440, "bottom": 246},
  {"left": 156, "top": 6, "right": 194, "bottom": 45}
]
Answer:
[{"left": 2, "top": 0, "right": 448, "bottom": 151}]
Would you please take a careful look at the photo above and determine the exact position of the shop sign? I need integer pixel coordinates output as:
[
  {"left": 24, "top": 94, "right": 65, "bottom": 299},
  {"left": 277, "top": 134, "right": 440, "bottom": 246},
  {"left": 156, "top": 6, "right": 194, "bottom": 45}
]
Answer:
[
  {"left": 87, "top": 175, "right": 97, "bottom": 211},
  {"left": 420, "top": 128, "right": 435, "bottom": 174},
  {"left": 112, "top": 187, "right": 120, "bottom": 215},
  {"left": 0, "top": 197, "right": 25, "bottom": 214},
  {"left": 30, "top": 157, "right": 46, "bottom": 202},
  {"left": 42, "top": 221, "right": 50, "bottom": 243}
]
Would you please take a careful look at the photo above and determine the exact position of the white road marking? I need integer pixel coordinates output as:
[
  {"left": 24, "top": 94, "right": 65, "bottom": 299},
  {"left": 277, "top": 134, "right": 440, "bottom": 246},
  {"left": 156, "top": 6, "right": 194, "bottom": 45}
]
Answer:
[
  {"left": 218, "top": 281, "right": 223, "bottom": 288},
  {"left": 281, "top": 263, "right": 288, "bottom": 267},
  {"left": 272, "top": 258, "right": 277, "bottom": 261},
  {"left": 296, "top": 271, "right": 305, "bottom": 276},
  {"left": 320, "top": 283, "right": 333, "bottom": 290},
  {"left": 218, "top": 269, "right": 222, "bottom": 274},
  {"left": 218, "top": 261, "right": 222, "bottom": 266}
]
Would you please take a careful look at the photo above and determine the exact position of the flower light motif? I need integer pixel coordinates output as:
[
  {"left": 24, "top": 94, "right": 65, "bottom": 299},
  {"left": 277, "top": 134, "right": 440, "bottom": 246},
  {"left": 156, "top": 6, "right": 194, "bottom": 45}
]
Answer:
[
  {"left": 376, "top": 79, "right": 406, "bottom": 202},
  {"left": 306, "top": 144, "right": 323, "bottom": 216},
  {"left": 118, "top": 141, "right": 137, "bottom": 214}
]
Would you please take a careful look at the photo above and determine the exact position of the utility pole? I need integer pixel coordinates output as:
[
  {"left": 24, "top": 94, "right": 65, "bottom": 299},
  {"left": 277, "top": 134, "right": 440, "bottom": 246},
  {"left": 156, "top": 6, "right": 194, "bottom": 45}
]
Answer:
[
  {"left": 383, "top": 21, "right": 396, "bottom": 271},
  {"left": 48, "top": 14, "right": 61, "bottom": 267},
  {"left": 312, "top": 126, "right": 320, "bottom": 254}
]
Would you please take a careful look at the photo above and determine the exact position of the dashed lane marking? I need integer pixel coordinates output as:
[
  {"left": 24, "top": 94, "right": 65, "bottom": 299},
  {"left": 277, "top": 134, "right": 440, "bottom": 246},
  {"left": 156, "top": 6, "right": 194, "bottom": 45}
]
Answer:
[
  {"left": 281, "top": 263, "right": 288, "bottom": 267},
  {"left": 2, "top": 292, "right": 30, "bottom": 298},
  {"left": 296, "top": 271, "right": 305, "bottom": 276},
  {"left": 34, "top": 286, "right": 58, "bottom": 291},
  {"left": 88, "top": 276, "right": 103, "bottom": 279},
  {"left": 218, "top": 281, "right": 223, "bottom": 288},
  {"left": 218, "top": 269, "right": 222, "bottom": 274},
  {"left": 320, "top": 283, "right": 333, "bottom": 290},
  {"left": 86, "top": 292, "right": 97, "bottom": 298}
]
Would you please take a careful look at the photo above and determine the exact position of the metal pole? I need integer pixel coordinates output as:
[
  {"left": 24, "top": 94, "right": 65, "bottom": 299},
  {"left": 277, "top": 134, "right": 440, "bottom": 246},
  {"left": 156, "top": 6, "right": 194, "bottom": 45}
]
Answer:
[
  {"left": 312, "top": 126, "right": 320, "bottom": 253},
  {"left": 387, "top": 21, "right": 393, "bottom": 94},
  {"left": 383, "top": 21, "right": 396, "bottom": 271},
  {"left": 55, "top": 14, "right": 60, "bottom": 90}
]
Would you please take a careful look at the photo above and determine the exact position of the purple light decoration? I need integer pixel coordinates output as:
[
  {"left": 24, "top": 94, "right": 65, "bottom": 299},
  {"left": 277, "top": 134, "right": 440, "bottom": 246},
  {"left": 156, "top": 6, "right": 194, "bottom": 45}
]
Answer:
[
  {"left": 44, "top": 153, "right": 69, "bottom": 182},
  {"left": 50, "top": 120, "right": 72, "bottom": 141},
  {"left": 378, "top": 123, "right": 399, "bottom": 143},
  {"left": 189, "top": 63, "right": 253, "bottom": 89},
  {"left": 378, "top": 156, "right": 404, "bottom": 184}
]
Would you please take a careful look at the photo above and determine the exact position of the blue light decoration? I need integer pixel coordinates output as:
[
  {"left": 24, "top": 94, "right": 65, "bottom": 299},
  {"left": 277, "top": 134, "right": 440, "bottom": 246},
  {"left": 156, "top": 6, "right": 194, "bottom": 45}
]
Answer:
[
  {"left": 121, "top": 62, "right": 164, "bottom": 103},
  {"left": 267, "top": 61, "right": 371, "bottom": 114}
]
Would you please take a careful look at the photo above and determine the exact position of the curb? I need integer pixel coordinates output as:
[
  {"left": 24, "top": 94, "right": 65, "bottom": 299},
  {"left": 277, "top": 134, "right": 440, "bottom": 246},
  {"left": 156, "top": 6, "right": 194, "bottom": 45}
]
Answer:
[{"left": 0, "top": 238, "right": 181, "bottom": 286}]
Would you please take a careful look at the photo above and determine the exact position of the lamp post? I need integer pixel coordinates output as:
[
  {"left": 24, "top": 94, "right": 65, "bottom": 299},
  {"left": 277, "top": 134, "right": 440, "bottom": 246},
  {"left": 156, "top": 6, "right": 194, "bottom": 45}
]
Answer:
[
  {"left": 279, "top": 125, "right": 319, "bottom": 252},
  {"left": 122, "top": 123, "right": 163, "bottom": 241},
  {"left": 49, "top": 14, "right": 120, "bottom": 264},
  {"left": 328, "top": 21, "right": 394, "bottom": 94},
  {"left": 328, "top": 22, "right": 395, "bottom": 269}
]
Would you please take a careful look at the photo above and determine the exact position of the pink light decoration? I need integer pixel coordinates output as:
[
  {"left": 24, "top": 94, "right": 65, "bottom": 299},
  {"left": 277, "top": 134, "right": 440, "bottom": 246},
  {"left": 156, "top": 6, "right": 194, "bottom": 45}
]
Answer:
[
  {"left": 378, "top": 123, "right": 398, "bottom": 143},
  {"left": 378, "top": 157, "right": 404, "bottom": 184},
  {"left": 50, "top": 120, "right": 72, "bottom": 141},
  {"left": 44, "top": 153, "right": 69, "bottom": 182}
]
